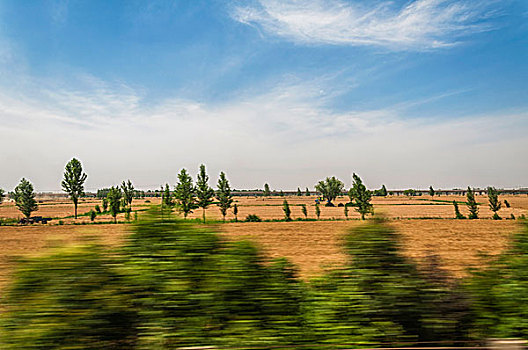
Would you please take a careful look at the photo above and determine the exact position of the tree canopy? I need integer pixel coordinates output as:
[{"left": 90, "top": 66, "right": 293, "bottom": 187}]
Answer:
[
  {"left": 61, "top": 158, "right": 87, "bottom": 219},
  {"left": 315, "top": 176, "right": 344, "bottom": 206}
]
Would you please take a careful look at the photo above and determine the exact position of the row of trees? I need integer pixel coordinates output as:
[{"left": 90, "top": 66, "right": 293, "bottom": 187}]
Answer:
[{"left": 3, "top": 212, "right": 528, "bottom": 348}]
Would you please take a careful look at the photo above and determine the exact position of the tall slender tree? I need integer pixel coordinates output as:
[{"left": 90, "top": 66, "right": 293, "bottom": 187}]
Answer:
[
  {"left": 233, "top": 204, "right": 238, "bottom": 222},
  {"left": 61, "top": 158, "right": 87, "bottom": 219},
  {"left": 429, "top": 186, "right": 435, "bottom": 199},
  {"left": 196, "top": 164, "right": 215, "bottom": 223},
  {"left": 315, "top": 203, "right": 321, "bottom": 220},
  {"left": 121, "top": 180, "right": 134, "bottom": 208},
  {"left": 106, "top": 186, "right": 122, "bottom": 223},
  {"left": 466, "top": 187, "right": 479, "bottom": 219},
  {"left": 263, "top": 183, "right": 271, "bottom": 197},
  {"left": 174, "top": 169, "right": 196, "bottom": 219},
  {"left": 283, "top": 199, "right": 292, "bottom": 221},
  {"left": 305, "top": 187, "right": 310, "bottom": 196},
  {"left": 162, "top": 184, "right": 174, "bottom": 207},
  {"left": 487, "top": 187, "right": 502, "bottom": 220},
  {"left": 297, "top": 188, "right": 302, "bottom": 196},
  {"left": 216, "top": 172, "right": 233, "bottom": 221},
  {"left": 301, "top": 204, "right": 308, "bottom": 219},
  {"left": 14, "top": 178, "right": 38, "bottom": 219},
  {"left": 0, "top": 188, "right": 5, "bottom": 205},
  {"left": 348, "top": 173, "right": 373, "bottom": 220}
]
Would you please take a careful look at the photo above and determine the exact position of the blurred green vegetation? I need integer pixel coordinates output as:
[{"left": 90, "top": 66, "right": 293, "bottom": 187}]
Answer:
[{"left": 1, "top": 208, "right": 528, "bottom": 348}]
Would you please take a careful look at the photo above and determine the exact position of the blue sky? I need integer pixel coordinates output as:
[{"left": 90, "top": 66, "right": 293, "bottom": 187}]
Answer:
[{"left": 0, "top": 0, "right": 527, "bottom": 191}]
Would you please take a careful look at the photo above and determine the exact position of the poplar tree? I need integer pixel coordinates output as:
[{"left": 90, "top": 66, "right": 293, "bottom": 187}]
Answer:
[
  {"left": 121, "top": 180, "right": 134, "bottom": 208},
  {"left": 0, "top": 188, "right": 4, "bottom": 204},
  {"left": 283, "top": 199, "right": 291, "bottom": 221},
  {"left": 163, "top": 184, "right": 174, "bottom": 207},
  {"left": 315, "top": 203, "right": 321, "bottom": 220},
  {"left": 305, "top": 187, "right": 310, "bottom": 196},
  {"left": 348, "top": 173, "right": 373, "bottom": 220},
  {"left": 174, "top": 169, "right": 196, "bottom": 219},
  {"left": 263, "top": 183, "right": 271, "bottom": 197},
  {"left": 487, "top": 187, "right": 502, "bottom": 220},
  {"left": 429, "top": 186, "right": 435, "bottom": 199},
  {"left": 196, "top": 164, "right": 215, "bottom": 223},
  {"left": 233, "top": 204, "right": 238, "bottom": 222},
  {"left": 14, "top": 178, "right": 38, "bottom": 219},
  {"left": 297, "top": 188, "right": 302, "bottom": 196},
  {"left": 61, "top": 158, "right": 87, "bottom": 219},
  {"left": 216, "top": 172, "right": 233, "bottom": 221},
  {"left": 453, "top": 201, "right": 465, "bottom": 219},
  {"left": 344, "top": 204, "right": 349, "bottom": 220},
  {"left": 301, "top": 204, "right": 307, "bottom": 219},
  {"left": 466, "top": 187, "right": 479, "bottom": 219}
]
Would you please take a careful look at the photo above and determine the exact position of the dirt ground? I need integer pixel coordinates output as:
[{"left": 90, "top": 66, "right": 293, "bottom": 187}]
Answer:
[{"left": 0, "top": 208, "right": 523, "bottom": 290}]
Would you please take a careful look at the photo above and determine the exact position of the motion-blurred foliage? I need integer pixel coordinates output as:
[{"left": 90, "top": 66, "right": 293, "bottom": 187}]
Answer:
[{"left": 1, "top": 208, "right": 528, "bottom": 348}]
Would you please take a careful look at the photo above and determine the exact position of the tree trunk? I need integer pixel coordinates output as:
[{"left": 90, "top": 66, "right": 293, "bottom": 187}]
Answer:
[
  {"left": 74, "top": 202, "right": 78, "bottom": 219},
  {"left": 202, "top": 208, "right": 206, "bottom": 223}
]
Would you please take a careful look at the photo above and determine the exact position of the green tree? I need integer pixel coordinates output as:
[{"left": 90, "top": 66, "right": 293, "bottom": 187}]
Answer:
[
  {"left": 174, "top": 169, "right": 196, "bottom": 219},
  {"left": 487, "top": 187, "right": 502, "bottom": 220},
  {"left": 106, "top": 186, "right": 122, "bottom": 223},
  {"left": 102, "top": 198, "right": 108, "bottom": 212},
  {"left": 315, "top": 176, "right": 344, "bottom": 206},
  {"left": 305, "top": 187, "right": 310, "bottom": 196},
  {"left": 344, "top": 204, "right": 349, "bottom": 220},
  {"left": 233, "top": 203, "right": 238, "bottom": 222},
  {"left": 453, "top": 201, "right": 466, "bottom": 219},
  {"left": 279, "top": 190, "right": 284, "bottom": 197},
  {"left": 196, "top": 164, "right": 215, "bottom": 223},
  {"left": 301, "top": 204, "right": 307, "bottom": 219},
  {"left": 0, "top": 188, "right": 5, "bottom": 204},
  {"left": 216, "top": 171, "right": 233, "bottom": 221},
  {"left": 315, "top": 203, "right": 321, "bottom": 220},
  {"left": 429, "top": 186, "right": 435, "bottom": 199},
  {"left": 466, "top": 187, "right": 479, "bottom": 219},
  {"left": 348, "top": 173, "right": 373, "bottom": 220},
  {"left": 121, "top": 180, "right": 134, "bottom": 208},
  {"left": 283, "top": 199, "right": 291, "bottom": 221},
  {"left": 162, "top": 184, "right": 174, "bottom": 207},
  {"left": 297, "top": 188, "right": 302, "bottom": 196},
  {"left": 61, "top": 158, "right": 87, "bottom": 219},
  {"left": 14, "top": 178, "right": 38, "bottom": 219},
  {"left": 90, "top": 210, "right": 96, "bottom": 222},
  {"left": 263, "top": 183, "right": 271, "bottom": 197}
]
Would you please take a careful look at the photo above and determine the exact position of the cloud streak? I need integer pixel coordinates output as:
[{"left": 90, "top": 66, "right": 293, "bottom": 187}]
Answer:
[{"left": 231, "top": 0, "right": 497, "bottom": 50}]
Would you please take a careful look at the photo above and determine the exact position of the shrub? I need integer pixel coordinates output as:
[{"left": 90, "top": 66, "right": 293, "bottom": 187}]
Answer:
[
  {"left": 94, "top": 205, "right": 101, "bottom": 213},
  {"left": 90, "top": 210, "right": 96, "bottom": 222},
  {"left": 245, "top": 214, "right": 262, "bottom": 222}
]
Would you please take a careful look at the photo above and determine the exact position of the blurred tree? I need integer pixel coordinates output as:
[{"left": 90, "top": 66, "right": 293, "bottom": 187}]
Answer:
[
  {"left": 61, "top": 158, "right": 87, "bottom": 219},
  {"left": 263, "top": 183, "right": 271, "bottom": 197},
  {"left": 297, "top": 188, "right": 302, "bottom": 196},
  {"left": 315, "top": 203, "right": 321, "bottom": 220},
  {"left": 429, "top": 186, "right": 435, "bottom": 199},
  {"left": 0, "top": 188, "right": 5, "bottom": 204},
  {"left": 301, "top": 204, "right": 307, "bottom": 219},
  {"left": 305, "top": 187, "right": 310, "bottom": 196},
  {"left": 233, "top": 203, "right": 238, "bottom": 222},
  {"left": 453, "top": 201, "right": 466, "bottom": 219}
]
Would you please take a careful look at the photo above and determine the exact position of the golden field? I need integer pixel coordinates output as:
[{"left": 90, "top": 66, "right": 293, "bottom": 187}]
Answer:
[{"left": 1, "top": 194, "right": 527, "bottom": 291}]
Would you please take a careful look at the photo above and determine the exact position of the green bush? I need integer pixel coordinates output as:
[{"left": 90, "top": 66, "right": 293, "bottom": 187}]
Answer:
[{"left": 245, "top": 214, "right": 262, "bottom": 222}]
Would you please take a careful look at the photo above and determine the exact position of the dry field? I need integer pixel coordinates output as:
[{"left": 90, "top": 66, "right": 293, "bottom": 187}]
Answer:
[{"left": 1, "top": 193, "right": 527, "bottom": 292}]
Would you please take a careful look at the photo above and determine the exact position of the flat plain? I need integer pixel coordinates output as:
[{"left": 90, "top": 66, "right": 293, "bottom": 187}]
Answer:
[{"left": 0, "top": 194, "right": 527, "bottom": 291}]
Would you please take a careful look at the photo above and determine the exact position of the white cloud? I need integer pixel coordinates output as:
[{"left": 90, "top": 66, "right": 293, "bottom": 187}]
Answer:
[
  {"left": 0, "top": 75, "right": 526, "bottom": 192},
  {"left": 231, "top": 0, "right": 497, "bottom": 50}
]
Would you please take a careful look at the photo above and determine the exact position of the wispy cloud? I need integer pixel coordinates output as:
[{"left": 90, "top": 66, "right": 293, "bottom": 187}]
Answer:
[
  {"left": 231, "top": 0, "right": 498, "bottom": 50},
  {"left": 1, "top": 74, "right": 526, "bottom": 191}
]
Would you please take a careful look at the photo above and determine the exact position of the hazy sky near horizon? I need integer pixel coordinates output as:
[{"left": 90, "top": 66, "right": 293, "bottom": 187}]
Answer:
[{"left": 0, "top": 0, "right": 527, "bottom": 192}]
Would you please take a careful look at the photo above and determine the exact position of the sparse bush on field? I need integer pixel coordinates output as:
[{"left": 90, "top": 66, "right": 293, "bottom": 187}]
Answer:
[{"left": 245, "top": 214, "right": 262, "bottom": 222}]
